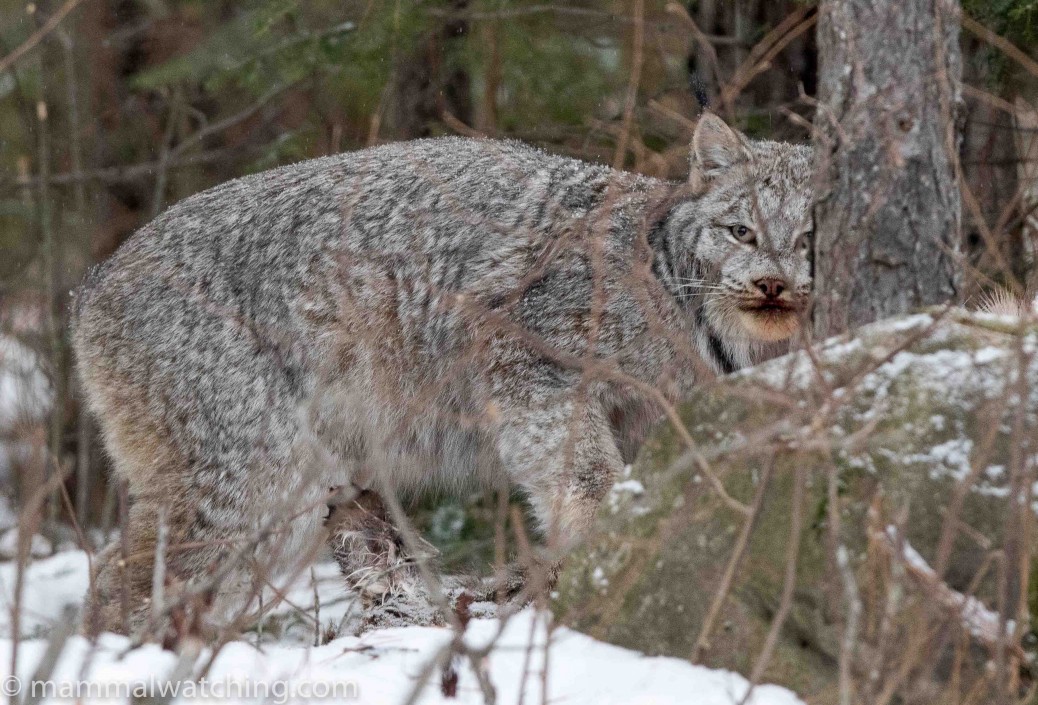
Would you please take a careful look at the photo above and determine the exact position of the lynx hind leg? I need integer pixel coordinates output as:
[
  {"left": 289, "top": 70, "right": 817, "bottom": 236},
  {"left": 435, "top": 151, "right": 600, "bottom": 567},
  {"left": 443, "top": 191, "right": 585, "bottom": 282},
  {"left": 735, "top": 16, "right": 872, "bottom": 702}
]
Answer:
[
  {"left": 86, "top": 497, "right": 216, "bottom": 638},
  {"left": 85, "top": 542, "right": 139, "bottom": 636},
  {"left": 324, "top": 487, "right": 443, "bottom": 627},
  {"left": 89, "top": 501, "right": 253, "bottom": 640},
  {"left": 86, "top": 495, "right": 172, "bottom": 636}
]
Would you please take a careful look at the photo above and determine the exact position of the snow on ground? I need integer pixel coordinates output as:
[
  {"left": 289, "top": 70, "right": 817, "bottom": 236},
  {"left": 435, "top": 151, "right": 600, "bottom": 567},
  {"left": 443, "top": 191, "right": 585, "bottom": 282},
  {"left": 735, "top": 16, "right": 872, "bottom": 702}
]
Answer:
[
  {"left": 0, "top": 549, "right": 805, "bottom": 704},
  {"left": 0, "top": 336, "right": 50, "bottom": 430},
  {"left": 0, "top": 336, "right": 51, "bottom": 479}
]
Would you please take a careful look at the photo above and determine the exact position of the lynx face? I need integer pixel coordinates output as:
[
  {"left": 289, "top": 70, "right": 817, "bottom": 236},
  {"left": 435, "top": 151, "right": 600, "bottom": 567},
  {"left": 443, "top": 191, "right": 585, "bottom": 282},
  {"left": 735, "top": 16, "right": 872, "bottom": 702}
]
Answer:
[{"left": 670, "top": 114, "right": 814, "bottom": 343}]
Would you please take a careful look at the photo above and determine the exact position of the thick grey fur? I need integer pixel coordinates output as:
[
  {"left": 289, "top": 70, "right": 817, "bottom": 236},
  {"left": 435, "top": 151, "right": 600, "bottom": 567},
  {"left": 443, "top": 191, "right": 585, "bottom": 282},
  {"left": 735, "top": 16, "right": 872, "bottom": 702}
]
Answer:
[{"left": 72, "top": 113, "right": 813, "bottom": 632}]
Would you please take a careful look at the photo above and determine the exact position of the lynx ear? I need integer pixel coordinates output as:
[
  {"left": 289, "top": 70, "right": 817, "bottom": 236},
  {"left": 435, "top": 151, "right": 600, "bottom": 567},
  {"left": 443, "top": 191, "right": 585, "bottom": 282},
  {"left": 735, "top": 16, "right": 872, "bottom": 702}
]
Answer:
[{"left": 691, "top": 112, "right": 750, "bottom": 175}]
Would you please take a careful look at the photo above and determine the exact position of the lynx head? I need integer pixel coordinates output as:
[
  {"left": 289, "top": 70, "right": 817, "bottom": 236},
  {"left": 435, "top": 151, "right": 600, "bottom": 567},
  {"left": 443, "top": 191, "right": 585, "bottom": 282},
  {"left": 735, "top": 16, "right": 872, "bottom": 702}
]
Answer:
[{"left": 660, "top": 112, "right": 813, "bottom": 345}]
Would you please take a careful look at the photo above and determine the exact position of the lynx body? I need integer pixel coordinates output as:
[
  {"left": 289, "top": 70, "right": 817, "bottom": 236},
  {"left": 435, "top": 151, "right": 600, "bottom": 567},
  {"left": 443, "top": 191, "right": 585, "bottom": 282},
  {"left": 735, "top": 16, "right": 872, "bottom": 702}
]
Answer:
[{"left": 73, "top": 115, "right": 813, "bottom": 632}]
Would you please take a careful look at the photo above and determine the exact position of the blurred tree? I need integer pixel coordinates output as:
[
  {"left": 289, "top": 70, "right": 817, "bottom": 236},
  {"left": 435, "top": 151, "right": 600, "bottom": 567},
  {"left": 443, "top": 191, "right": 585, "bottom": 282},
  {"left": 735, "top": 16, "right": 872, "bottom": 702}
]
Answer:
[
  {"left": 957, "top": 0, "right": 1038, "bottom": 296},
  {"left": 813, "top": 0, "right": 962, "bottom": 336},
  {"left": 960, "top": 34, "right": 1028, "bottom": 297}
]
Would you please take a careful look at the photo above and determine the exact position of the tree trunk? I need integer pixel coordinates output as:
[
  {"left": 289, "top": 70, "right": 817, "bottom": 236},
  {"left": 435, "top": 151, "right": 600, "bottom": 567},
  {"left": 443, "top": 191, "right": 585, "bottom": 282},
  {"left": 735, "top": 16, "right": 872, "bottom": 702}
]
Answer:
[
  {"left": 812, "top": 0, "right": 962, "bottom": 337},
  {"left": 387, "top": 1, "right": 472, "bottom": 139},
  {"left": 1015, "top": 98, "right": 1038, "bottom": 295}
]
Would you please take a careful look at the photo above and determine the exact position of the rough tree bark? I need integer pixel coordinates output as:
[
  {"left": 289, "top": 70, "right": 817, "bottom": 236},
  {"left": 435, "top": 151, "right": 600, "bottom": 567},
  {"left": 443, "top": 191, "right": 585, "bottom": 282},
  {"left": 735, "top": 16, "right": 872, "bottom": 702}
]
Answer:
[{"left": 812, "top": 0, "right": 962, "bottom": 337}]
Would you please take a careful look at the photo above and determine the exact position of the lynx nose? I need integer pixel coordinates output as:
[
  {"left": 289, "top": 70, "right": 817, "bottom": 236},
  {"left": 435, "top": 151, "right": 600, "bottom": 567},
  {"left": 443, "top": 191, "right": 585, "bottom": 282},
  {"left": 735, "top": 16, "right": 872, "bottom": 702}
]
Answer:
[{"left": 754, "top": 277, "right": 786, "bottom": 298}]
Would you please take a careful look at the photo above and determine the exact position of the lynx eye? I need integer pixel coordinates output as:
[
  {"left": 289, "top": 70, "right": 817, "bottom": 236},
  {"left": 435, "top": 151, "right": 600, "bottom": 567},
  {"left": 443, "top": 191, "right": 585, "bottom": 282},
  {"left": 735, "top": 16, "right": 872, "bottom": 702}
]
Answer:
[
  {"left": 798, "top": 230, "right": 814, "bottom": 255},
  {"left": 730, "top": 224, "right": 757, "bottom": 246}
]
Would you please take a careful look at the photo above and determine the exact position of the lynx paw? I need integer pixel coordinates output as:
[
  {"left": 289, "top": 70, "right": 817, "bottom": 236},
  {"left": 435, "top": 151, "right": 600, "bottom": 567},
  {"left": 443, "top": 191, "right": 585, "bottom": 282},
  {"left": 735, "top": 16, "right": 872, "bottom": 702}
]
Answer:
[
  {"left": 325, "top": 487, "right": 439, "bottom": 612},
  {"left": 464, "top": 559, "right": 561, "bottom": 606}
]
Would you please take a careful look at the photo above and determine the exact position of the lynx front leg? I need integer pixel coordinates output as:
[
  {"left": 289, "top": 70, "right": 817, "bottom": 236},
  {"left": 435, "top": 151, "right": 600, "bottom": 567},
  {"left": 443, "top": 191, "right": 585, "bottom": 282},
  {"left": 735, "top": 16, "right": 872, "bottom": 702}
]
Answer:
[{"left": 497, "top": 397, "right": 623, "bottom": 593}]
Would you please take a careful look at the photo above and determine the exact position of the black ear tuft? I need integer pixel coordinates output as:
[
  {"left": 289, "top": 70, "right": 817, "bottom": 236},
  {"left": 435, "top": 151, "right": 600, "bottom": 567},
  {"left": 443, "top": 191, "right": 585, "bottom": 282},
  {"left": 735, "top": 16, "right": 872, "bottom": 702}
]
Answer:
[{"left": 689, "top": 75, "right": 710, "bottom": 112}]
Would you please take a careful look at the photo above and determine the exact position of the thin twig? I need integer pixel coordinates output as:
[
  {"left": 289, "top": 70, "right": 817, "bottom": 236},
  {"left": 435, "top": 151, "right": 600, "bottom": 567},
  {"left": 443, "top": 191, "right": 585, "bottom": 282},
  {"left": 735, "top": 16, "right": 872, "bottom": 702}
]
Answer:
[{"left": 0, "top": 0, "right": 89, "bottom": 76}]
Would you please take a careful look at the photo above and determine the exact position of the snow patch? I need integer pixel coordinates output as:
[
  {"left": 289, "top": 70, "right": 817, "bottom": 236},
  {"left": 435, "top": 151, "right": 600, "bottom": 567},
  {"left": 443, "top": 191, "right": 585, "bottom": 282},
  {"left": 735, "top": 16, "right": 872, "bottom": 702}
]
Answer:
[
  {"left": 0, "top": 337, "right": 51, "bottom": 480},
  {"left": 0, "top": 337, "right": 50, "bottom": 429},
  {"left": 888, "top": 527, "right": 1013, "bottom": 643},
  {"left": 0, "top": 530, "right": 52, "bottom": 561},
  {"left": 0, "top": 550, "right": 805, "bottom": 705}
]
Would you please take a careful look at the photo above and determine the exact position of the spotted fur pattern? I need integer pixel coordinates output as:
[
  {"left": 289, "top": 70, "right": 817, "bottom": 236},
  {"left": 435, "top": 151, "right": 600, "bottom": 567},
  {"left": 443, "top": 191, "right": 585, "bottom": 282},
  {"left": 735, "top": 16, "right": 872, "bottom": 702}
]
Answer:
[{"left": 72, "top": 113, "right": 813, "bottom": 632}]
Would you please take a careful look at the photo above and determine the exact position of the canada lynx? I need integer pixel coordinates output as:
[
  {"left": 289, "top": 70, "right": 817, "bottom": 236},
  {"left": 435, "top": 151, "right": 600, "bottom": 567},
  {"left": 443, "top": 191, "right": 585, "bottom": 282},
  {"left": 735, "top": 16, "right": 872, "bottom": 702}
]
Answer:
[{"left": 73, "top": 113, "right": 813, "bottom": 632}]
